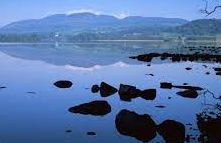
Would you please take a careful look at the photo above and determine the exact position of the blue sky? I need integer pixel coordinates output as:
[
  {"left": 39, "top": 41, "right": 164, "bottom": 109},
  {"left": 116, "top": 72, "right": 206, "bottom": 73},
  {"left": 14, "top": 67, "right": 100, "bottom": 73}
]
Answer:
[{"left": 0, "top": 0, "right": 220, "bottom": 26}]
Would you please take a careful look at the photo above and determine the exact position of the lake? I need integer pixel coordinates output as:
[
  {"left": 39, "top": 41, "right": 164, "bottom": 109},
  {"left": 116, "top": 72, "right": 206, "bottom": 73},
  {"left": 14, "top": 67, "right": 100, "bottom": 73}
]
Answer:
[{"left": 0, "top": 42, "right": 220, "bottom": 143}]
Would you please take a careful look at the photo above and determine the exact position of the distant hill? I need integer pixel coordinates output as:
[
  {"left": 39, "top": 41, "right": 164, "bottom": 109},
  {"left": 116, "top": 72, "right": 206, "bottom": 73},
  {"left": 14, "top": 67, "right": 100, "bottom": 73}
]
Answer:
[
  {"left": 168, "top": 19, "right": 221, "bottom": 35},
  {"left": 0, "top": 13, "right": 221, "bottom": 42},
  {"left": 0, "top": 12, "right": 188, "bottom": 34}
]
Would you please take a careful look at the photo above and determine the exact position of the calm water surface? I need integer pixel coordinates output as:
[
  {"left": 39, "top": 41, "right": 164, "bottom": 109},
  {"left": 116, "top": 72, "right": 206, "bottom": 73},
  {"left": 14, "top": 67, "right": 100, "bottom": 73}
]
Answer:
[{"left": 0, "top": 42, "right": 220, "bottom": 143}]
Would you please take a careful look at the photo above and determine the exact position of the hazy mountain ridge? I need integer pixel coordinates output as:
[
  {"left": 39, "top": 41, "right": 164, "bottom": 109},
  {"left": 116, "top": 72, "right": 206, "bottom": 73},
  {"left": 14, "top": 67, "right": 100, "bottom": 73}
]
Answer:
[
  {"left": 0, "top": 13, "right": 220, "bottom": 42},
  {"left": 168, "top": 19, "right": 221, "bottom": 35},
  {"left": 0, "top": 13, "right": 188, "bottom": 34}
]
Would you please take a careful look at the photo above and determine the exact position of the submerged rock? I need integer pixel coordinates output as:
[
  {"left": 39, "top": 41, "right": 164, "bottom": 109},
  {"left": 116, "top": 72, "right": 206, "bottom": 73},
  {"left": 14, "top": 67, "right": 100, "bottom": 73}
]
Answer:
[
  {"left": 65, "top": 130, "right": 72, "bottom": 133},
  {"left": 206, "top": 72, "right": 210, "bottom": 75},
  {"left": 87, "top": 132, "right": 96, "bottom": 136},
  {"left": 27, "top": 91, "right": 36, "bottom": 94},
  {"left": 54, "top": 80, "right": 73, "bottom": 88},
  {"left": 68, "top": 100, "right": 111, "bottom": 116},
  {"left": 0, "top": 86, "right": 6, "bottom": 89},
  {"left": 155, "top": 105, "right": 166, "bottom": 108},
  {"left": 118, "top": 84, "right": 141, "bottom": 101},
  {"left": 100, "top": 82, "right": 118, "bottom": 97},
  {"left": 177, "top": 89, "right": 198, "bottom": 98},
  {"left": 140, "top": 89, "right": 157, "bottom": 100},
  {"left": 157, "top": 120, "right": 185, "bottom": 143},
  {"left": 115, "top": 109, "right": 157, "bottom": 142},
  {"left": 185, "top": 67, "right": 192, "bottom": 71},
  {"left": 91, "top": 84, "right": 100, "bottom": 93}
]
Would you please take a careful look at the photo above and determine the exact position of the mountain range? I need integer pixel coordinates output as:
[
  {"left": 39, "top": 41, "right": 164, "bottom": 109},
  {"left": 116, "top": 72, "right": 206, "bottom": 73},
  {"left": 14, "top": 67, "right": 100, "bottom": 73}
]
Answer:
[
  {"left": 0, "top": 13, "right": 188, "bottom": 34},
  {"left": 0, "top": 13, "right": 220, "bottom": 42}
]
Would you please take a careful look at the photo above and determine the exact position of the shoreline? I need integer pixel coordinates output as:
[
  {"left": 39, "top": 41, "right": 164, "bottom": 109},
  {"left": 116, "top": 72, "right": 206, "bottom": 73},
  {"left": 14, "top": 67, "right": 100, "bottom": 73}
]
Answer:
[{"left": 0, "top": 40, "right": 220, "bottom": 45}]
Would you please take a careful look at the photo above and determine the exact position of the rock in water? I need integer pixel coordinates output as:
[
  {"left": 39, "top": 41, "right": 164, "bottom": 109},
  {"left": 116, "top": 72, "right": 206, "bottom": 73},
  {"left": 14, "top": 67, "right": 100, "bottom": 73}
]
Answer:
[
  {"left": 185, "top": 67, "right": 192, "bottom": 71},
  {"left": 91, "top": 85, "right": 100, "bottom": 93},
  {"left": 68, "top": 100, "right": 111, "bottom": 116},
  {"left": 115, "top": 109, "right": 157, "bottom": 142},
  {"left": 137, "top": 55, "right": 153, "bottom": 62},
  {"left": 100, "top": 82, "right": 118, "bottom": 97},
  {"left": 160, "top": 82, "right": 173, "bottom": 89},
  {"left": 177, "top": 89, "right": 198, "bottom": 98},
  {"left": 87, "top": 132, "right": 96, "bottom": 136},
  {"left": 197, "top": 114, "right": 221, "bottom": 143},
  {"left": 157, "top": 120, "right": 185, "bottom": 143},
  {"left": 216, "top": 72, "right": 221, "bottom": 76},
  {"left": 118, "top": 84, "right": 141, "bottom": 101},
  {"left": 54, "top": 80, "right": 73, "bottom": 88},
  {"left": 140, "top": 89, "right": 157, "bottom": 100},
  {"left": 214, "top": 67, "right": 221, "bottom": 72}
]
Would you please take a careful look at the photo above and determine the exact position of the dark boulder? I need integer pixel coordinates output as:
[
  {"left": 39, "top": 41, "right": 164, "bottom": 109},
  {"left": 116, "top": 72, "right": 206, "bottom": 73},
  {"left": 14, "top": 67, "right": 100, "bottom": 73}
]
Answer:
[
  {"left": 54, "top": 80, "right": 73, "bottom": 88},
  {"left": 197, "top": 114, "right": 221, "bottom": 143},
  {"left": 68, "top": 100, "right": 111, "bottom": 116},
  {"left": 177, "top": 89, "right": 198, "bottom": 98},
  {"left": 91, "top": 85, "right": 100, "bottom": 93},
  {"left": 172, "top": 55, "right": 181, "bottom": 62},
  {"left": 214, "top": 67, "right": 221, "bottom": 72},
  {"left": 140, "top": 89, "right": 157, "bottom": 100},
  {"left": 118, "top": 84, "right": 141, "bottom": 101},
  {"left": 216, "top": 72, "right": 221, "bottom": 76},
  {"left": 137, "top": 55, "right": 153, "bottom": 62},
  {"left": 157, "top": 120, "right": 185, "bottom": 143},
  {"left": 115, "top": 109, "right": 157, "bottom": 142},
  {"left": 160, "top": 82, "right": 173, "bottom": 89},
  {"left": 100, "top": 82, "right": 118, "bottom": 97}
]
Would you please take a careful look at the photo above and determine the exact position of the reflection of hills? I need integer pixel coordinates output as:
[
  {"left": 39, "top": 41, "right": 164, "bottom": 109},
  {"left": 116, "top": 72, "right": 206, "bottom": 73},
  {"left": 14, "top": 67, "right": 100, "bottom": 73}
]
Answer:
[{"left": 0, "top": 42, "right": 181, "bottom": 67}]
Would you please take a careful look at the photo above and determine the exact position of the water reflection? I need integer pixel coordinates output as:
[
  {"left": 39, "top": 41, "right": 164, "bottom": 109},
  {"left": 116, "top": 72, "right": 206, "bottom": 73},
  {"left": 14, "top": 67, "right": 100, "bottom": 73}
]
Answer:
[
  {"left": 0, "top": 42, "right": 220, "bottom": 143},
  {"left": 1, "top": 42, "right": 216, "bottom": 67}
]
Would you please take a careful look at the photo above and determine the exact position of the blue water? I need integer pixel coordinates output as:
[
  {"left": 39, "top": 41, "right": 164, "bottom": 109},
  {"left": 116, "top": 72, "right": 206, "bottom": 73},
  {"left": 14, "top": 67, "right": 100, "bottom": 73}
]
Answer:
[{"left": 0, "top": 42, "right": 220, "bottom": 143}]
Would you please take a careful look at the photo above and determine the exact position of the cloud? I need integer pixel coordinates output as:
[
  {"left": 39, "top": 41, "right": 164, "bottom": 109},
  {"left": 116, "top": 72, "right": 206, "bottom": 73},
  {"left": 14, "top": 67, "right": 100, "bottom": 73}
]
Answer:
[{"left": 66, "top": 9, "right": 102, "bottom": 15}]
